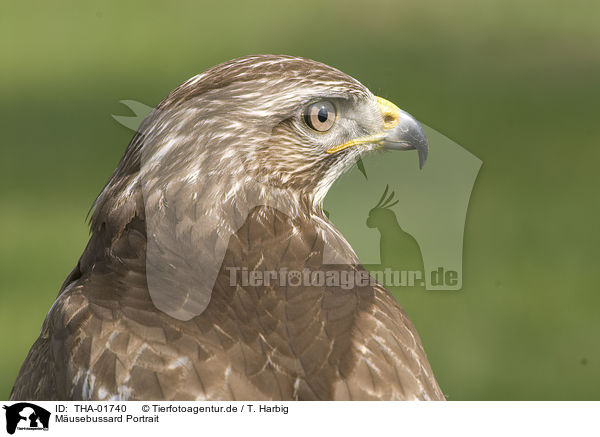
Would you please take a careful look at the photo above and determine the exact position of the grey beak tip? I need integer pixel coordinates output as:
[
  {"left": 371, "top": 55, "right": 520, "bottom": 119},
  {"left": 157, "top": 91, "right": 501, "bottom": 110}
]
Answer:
[
  {"left": 382, "top": 109, "right": 429, "bottom": 170},
  {"left": 419, "top": 151, "right": 427, "bottom": 169}
]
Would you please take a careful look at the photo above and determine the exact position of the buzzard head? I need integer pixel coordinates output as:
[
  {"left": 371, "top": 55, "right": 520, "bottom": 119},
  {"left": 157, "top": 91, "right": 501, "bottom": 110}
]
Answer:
[{"left": 91, "top": 54, "right": 428, "bottom": 320}]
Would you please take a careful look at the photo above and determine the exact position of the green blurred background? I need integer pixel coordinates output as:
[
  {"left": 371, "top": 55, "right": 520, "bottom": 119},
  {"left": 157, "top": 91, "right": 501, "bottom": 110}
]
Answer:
[{"left": 1, "top": 0, "right": 598, "bottom": 400}]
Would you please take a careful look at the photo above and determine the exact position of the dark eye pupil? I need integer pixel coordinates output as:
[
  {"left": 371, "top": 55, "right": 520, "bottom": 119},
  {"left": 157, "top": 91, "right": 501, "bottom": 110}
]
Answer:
[{"left": 317, "top": 107, "right": 328, "bottom": 122}]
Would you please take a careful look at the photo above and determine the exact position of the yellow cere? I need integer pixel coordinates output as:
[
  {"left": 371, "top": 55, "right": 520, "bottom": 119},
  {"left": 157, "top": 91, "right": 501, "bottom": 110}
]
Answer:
[{"left": 375, "top": 96, "right": 401, "bottom": 129}]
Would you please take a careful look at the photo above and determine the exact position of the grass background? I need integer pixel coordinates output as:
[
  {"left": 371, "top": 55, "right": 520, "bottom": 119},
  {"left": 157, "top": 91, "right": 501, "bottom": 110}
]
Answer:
[{"left": 1, "top": 0, "right": 599, "bottom": 400}]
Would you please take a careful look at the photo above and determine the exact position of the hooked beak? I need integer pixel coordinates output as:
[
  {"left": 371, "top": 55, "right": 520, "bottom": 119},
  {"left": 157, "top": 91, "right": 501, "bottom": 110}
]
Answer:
[
  {"left": 325, "top": 96, "right": 428, "bottom": 169},
  {"left": 381, "top": 106, "right": 429, "bottom": 169}
]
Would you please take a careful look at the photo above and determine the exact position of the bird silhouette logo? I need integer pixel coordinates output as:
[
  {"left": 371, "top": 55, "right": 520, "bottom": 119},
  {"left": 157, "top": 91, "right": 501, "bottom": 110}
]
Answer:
[{"left": 367, "top": 185, "right": 424, "bottom": 279}]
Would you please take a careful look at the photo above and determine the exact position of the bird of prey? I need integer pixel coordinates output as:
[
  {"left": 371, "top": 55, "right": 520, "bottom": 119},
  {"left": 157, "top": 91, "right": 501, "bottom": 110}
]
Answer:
[{"left": 10, "top": 55, "right": 444, "bottom": 401}]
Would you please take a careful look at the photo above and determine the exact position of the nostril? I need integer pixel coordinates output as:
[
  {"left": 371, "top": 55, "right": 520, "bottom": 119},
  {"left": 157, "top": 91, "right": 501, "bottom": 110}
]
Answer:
[
  {"left": 383, "top": 112, "right": 399, "bottom": 129},
  {"left": 375, "top": 97, "right": 402, "bottom": 129},
  {"left": 384, "top": 114, "right": 396, "bottom": 125}
]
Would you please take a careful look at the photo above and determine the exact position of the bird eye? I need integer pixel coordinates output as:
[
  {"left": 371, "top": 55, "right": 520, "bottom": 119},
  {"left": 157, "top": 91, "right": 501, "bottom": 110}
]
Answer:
[{"left": 303, "top": 101, "right": 336, "bottom": 132}]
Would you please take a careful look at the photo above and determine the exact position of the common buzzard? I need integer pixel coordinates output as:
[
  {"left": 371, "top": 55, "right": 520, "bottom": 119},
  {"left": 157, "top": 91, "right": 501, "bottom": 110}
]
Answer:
[{"left": 10, "top": 55, "right": 444, "bottom": 400}]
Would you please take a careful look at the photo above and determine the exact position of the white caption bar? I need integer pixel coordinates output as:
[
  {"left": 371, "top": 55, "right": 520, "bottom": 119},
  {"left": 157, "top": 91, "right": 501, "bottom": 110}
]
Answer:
[{"left": 1, "top": 401, "right": 598, "bottom": 436}]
